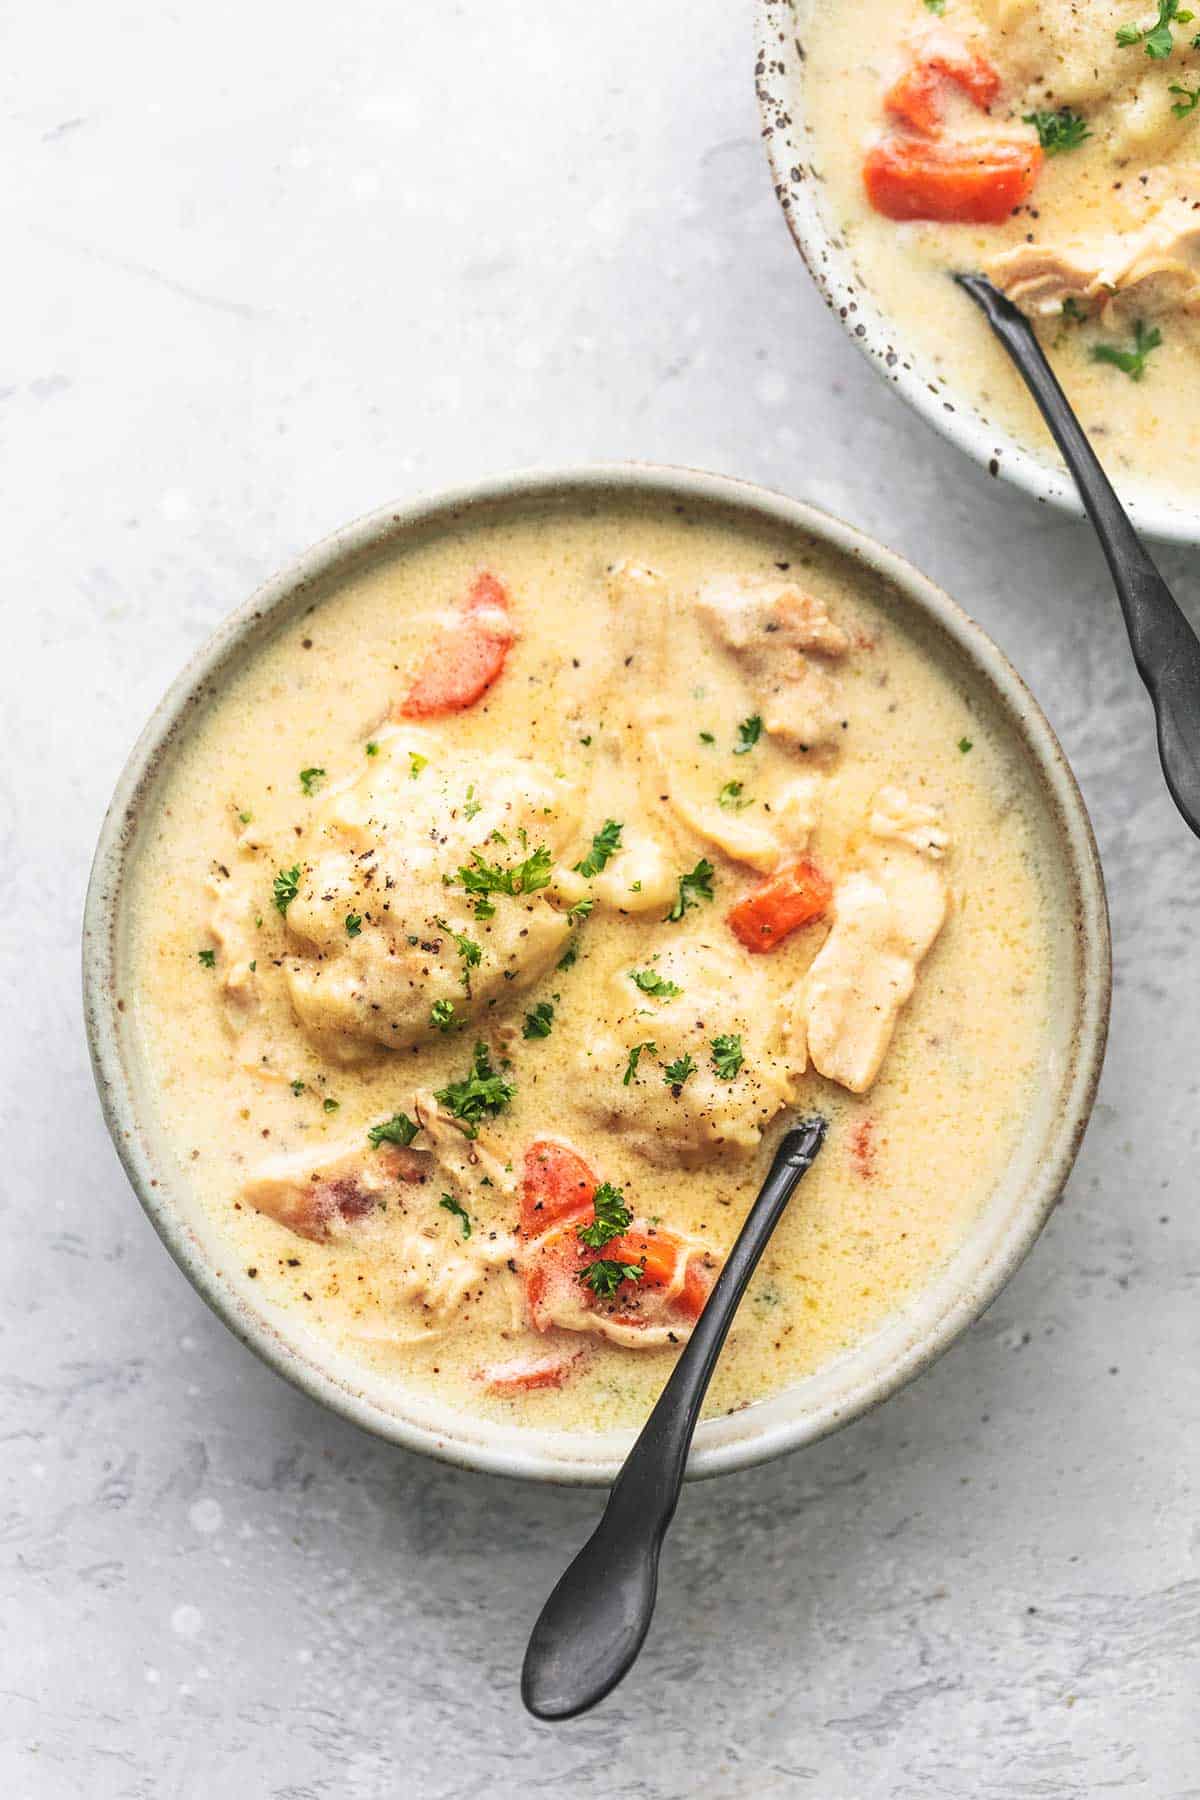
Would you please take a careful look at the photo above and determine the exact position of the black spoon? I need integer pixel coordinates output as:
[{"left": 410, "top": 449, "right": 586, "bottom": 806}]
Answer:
[
  {"left": 956, "top": 273, "right": 1200, "bottom": 841},
  {"left": 521, "top": 1114, "right": 827, "bottom": 1721}
]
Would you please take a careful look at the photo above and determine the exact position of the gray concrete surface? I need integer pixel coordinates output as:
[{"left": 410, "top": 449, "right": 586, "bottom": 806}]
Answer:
[{"left": 4, "top": 1, "right": 1198, "bottom": 1793}]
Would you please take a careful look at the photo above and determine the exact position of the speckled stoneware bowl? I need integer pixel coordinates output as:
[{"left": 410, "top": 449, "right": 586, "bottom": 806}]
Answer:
[
  {"left": 83, "top": 464, "right": 1110, "bottom": 1485},
  {"left": 755, "top": 0, "right": 1195, "bottom": 545}
]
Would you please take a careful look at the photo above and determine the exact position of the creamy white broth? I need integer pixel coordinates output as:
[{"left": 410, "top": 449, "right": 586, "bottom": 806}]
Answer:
[
  {"left": 801, "top": 0, "right": 1200, "bottom": 501},
  {"left": 126, "top": 498, "right": 1052, "bottom": 1433}
]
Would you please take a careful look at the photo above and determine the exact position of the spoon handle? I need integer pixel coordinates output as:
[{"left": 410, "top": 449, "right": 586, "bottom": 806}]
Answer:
[
  {"left": 521, "top": 1116, "right": 827, "bottom": 1721},
  {"left": 956, "top": 273, "right": 1200, "bottom": 839}
]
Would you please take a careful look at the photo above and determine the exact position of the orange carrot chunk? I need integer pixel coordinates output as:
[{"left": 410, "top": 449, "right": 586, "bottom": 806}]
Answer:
[
  {"left": 885, "top": 42, "right": 1000, "bottom": 135},
  {"left": 397, "top": 570, "right": 515, "bottom": 719},
  {"left": 520, "top": 1139, "right": 597, "bottom": 1239},
  {"left": 863, "top": 136, "right": 1042, "bottom": 224},
  {"left": 481, "top": 1348, "right": 584, "bottom": 1394},
  {"left": 727, "top": 857, "right": 832, "bottom": 953}
]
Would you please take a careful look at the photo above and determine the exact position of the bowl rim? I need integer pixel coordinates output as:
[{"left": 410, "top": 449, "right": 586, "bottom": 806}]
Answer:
[
  {"left": 754, "top": 0, "right": 1197, "bottom": 546},
  {"left": 83, "top": 460, "right": 1111, "bottom": 1485}
]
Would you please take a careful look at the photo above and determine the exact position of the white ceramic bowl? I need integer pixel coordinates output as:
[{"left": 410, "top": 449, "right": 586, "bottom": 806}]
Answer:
[
  {"left": 755, "top": 0, "right": 1196, "bottom": 545},
  {"left": 83, "top": 464, "right": 1110, "bottom": 1484}
]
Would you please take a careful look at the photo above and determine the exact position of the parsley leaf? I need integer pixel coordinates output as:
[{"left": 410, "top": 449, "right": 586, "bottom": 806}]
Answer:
[
  {"left": 368, "top": 1111, "right": 419, "bottom": 1147},
  {"left": 1023, "top": 107, "right": 1091, "bottom": 153},
  {"left": 1116, "top": 0, "right": 1193, "bottom": 56},
  {"left": 345, "top": 912, "right": 363, "bottom": 937},
  {"left": 365, "top": 740, "right": 379, "bottom": 757},
  {"left": 630, "top": 967, "right": 681, "bottom": 998},
  {"left": 1090, "top": 318, "right": 1163, "bottom": 381},
  {"left": 299, "top": 766, "right": 325, "bottom": 796},
  {"left": 523, "top": 1000, "right": 555, "bottom": 1039},
  {"left": 718, "top": 780, "right": 752, "bottom": 811},
  {"left": 323, "top": 1096, "right": 339, "bottom": 1113},
  {"left": 1170, "top": 79, "right": 1200, "bottom": 113},
  {"left": 622, "top": 1040, "right": 657, "bottom": 1086},
  {"left": 577, "top": 1181, "right": 633, "bottom": 1249},
  {"left": 662, "top": 1052, "right": 697, "bottom": 1088},
  {"left": 430, "top": 998, "right": 459, "bottom": 1033},
  {"left": 558, "top": 939, "right": 580, "bottom": 971},
  {"left": 454, "top": 844, "right": 553, "bottom": 916},
  {"left": 579, "top": 1258, "right": 644, "bottom": 1298},
  {"left": 437, "top": 918, "right": 482, "bottom": 991},
  {"left": 290, "top": 1078, "right": 306, "bottom": 1096},
  {"left": 567, "top": 897, "right": 594, "bottom": 924},
  {"left": 734, "top": 715, "right": 763, "bottom": 755},
  {"left": 463, "top": 785, "right": 482, "bottom": 821},
  {"left": 272, "top": 864, "right": 301, "bottom": 914},
  {"left": 958, "top": 736, "right": 974, "bottom": 753},
  {"left": 923, "top": 0, "right": 946, "bottom": 11},
  {"left": 197, "top": 948, "right": 216, "bottom": 968},
  {"left": 439, "top": 1194, "right": 472, "bottom": 1239},
  {"left": 434, "top": 1041, "right": 515, "bottom": 1137},
  {"left": 409, "top": 752, "right": 428, "bottom": 779},
  {"left": 666, "top": 858, "right": 715, "bottom": 922},
  {"left": 574, "top": 819, "right": 623, "bottom": 878},
  {"left": 711, "top": 1033, "right": 744, "bottom": 1080}
]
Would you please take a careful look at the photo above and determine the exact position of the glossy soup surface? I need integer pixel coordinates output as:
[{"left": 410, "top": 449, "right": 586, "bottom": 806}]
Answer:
[{"left": 126, "top": 497, "right": 1053, "bottom": 1432}]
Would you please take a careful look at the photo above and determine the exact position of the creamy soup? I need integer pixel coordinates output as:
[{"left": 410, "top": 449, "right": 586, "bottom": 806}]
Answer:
[
  {"left": 125, "top": 497, "right": 1052, "bottom": 1433},
  {"left": 801, "top": 0, "right": 1200, "bottom": 500}
]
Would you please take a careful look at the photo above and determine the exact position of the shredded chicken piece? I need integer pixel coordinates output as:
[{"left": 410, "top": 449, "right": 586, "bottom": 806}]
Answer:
[
  {"left": 696, "top": 576, "right": 849, "bottom": 750},
  {"left": 242, "top": 1137, "right": 425, "bottom": 1242},
  {"left": 787, "top": 792, "right": 950, "bottom": 1095},
  {"left": 986, "top": 195, "right": 1200, "bottom": 321}
]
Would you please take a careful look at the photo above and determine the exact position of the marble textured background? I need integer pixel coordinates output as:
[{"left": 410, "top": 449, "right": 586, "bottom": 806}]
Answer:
[{"left": 4, "top": 2, "right": 1199, "bottom": 1794}]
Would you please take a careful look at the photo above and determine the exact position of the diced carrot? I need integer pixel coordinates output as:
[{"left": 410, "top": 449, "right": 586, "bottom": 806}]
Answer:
[
  {"left": 727, "top": 857, "right": 832, "bottom": 954},
  {"left": 606, "top": 1228, "right": 715, "bottom": 1322},
  {"left": 885, "top": 41, "right": 1000, "bottom": 134},
  {"left": 864, "top": 136, "right": 1042, "bottom": 224},
  {"left": 520, "top": 1139, "right": 597, "bottom": 1239},
  {"left": 397, "top": 570, "right": 516, "bottom": 719},
  {"left": 481, "top": 1348, "right": 584, "bottom": 1394}
]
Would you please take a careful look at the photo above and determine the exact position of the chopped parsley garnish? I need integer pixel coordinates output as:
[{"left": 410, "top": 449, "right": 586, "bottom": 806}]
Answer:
[
  {"left": 577, "top": 1181, "right": 633, "bottom": 1249},
  {"left": 437, "top": 919, "right": 482, "bottom": 991},
  {"left": 367, "top": 1110, "right": 419, "bottom": 1148},
  {"left": 622, "top": 1040, "right": 658, "bottom": 1086},
  {"left": 1090, "top": 319, "right": 1162, "bottom": 381},
  {"left": 272, "top": 864, "right": 301, "bottom": 914},
  {"left": 567, "top": 897, "right": 595, "bottom": 923},
  {"left": 711, "top": 1033, "right": 744, "bottom": 1080},
  {"left": 455, "top": 844, "right": 553, "bottom": 918},
  {"left": 409, "top": 752, "right": 428, "bottom": 779},
  {"left": 345, "top": 912, "right": 363, "bottom": 937},
  {"left": 523, "top": 1000, "right": 555, "bottom": 1039},
  {"left": 1116, "top": 0, "right": 1192, "bottom": 57},
  {"left": 958, "top": 736, "right": 974, "bottom": 753},
  {"left": 430, "top": 998, "right": 459, "bottom": 1033},
  {"left": 734, "top": 715, "right": 763, "bottom": 755},
  {"left": 699, "top": 730, "right": 716, "bottom": 745},
  {"left": 299, "top": 766, "right": 325, "bottom": 796},
  {"left": 1171, "top": 79, "right": 1200, "bottom": 113},
  {"left": 579, "top": 1258, "right": 644, "bottom": 1299},
  {"left": 662, "top": 1053, "right": 697, "bottom": 1088},
  {"left": 558, "top": 939, "right": 581, "bottom": 971},
  {"left": 1023, "top": 107, "right": 1091, "bottom": 153},
  {"left": 717, "top": 780, "right": 752, "bottom": 811},
  {"left": 323, "top": 1097, "right": 339, "bottom": 1113},
  {"left": 1061, "top": 297, "right": 1088, "bottom": 325},
  {"left": 197, "top": 948, "right": 216, "bottom": 968},
  {"left": 439, "top": 1194, "right": 472, "bottom": 1239},
  {"left": 434, "top": 1041, "right": 515, "bottom": 1137},
  {"left": 463, "top": 785, "right": 482, "bottom": 820},
  {"left": 574, "top": 819, "right": 623, "bottom": 878},
  {"left": 630, "top": 967, "right": 681, "bottom": 998},
  {"left": 580, "top": 734, "right": 592, "bottom": 746},
  {"left": 666, "top": 858, "right": 715, "bottom": 922},
  {"left": 365, "top": 740, "right": 379, "bottom": 757},
  {"left": 238, "top": 810, "right": 252, "bottom": 824},
  {"left": 290, "top": 1078, "right": 306, "bottom": 1096},
  {"left": 923, "top": 0, "right": 946, "bottom": 11}
]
